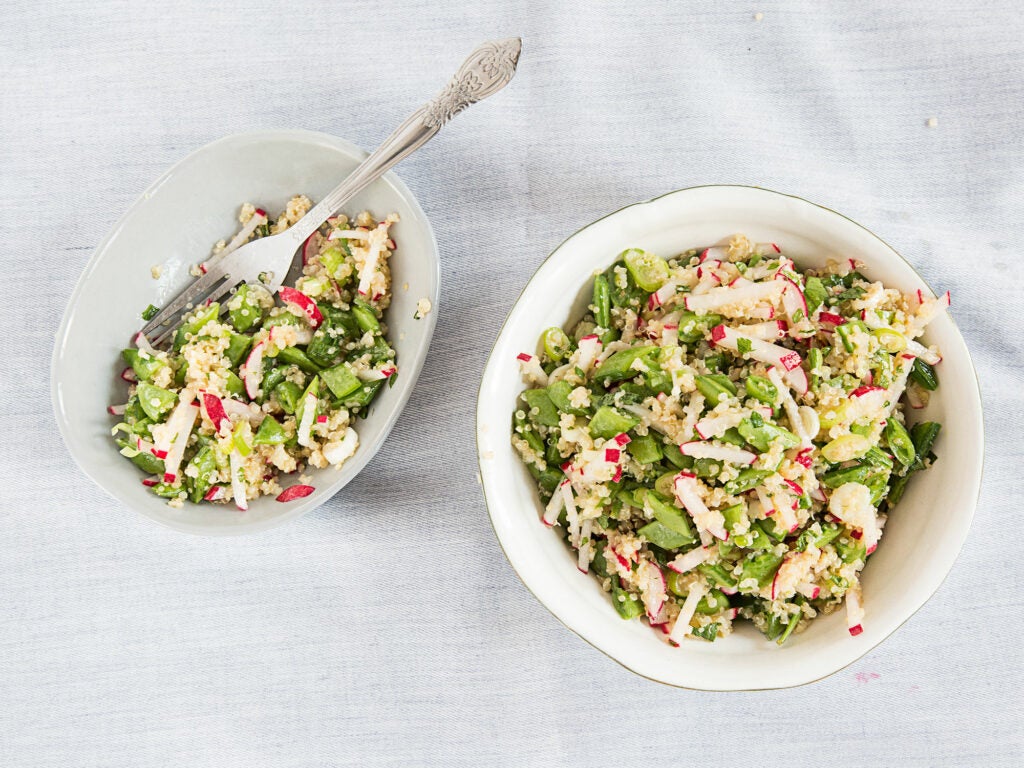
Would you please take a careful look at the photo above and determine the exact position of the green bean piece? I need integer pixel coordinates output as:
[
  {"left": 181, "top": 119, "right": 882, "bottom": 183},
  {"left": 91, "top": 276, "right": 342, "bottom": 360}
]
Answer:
[
  {"left": 739, "top": 551, "right": 784, "bottom": 588},
  {"left": 121, "top": 348, "right": 166, "bottom": 382},
  {"left": 273, "top": 381, "right": 303, "bottom": 414},
  {"left": 592, "top": 346, "right": 660, "bottom": 384},
  {"left": 820, "top": 463, "right": 875, "bottom": 489},
  {"left": 541, "top": 327, "right": 571, "bottom": 361},
  {"left": 722, "top": 468, "right": 773, "bottom": 496},
  {"left": 259, "top": 367, "right": 286, "bottom": 403},
  {"left": 151, "top": 483, "right": 183, "bottom": 500},
  {"left": 744, "top": 374, "right": 778, "bottom": 405},
  {"left": 611, "top": 576, "right": 644, "bottom": 620},
  {"left": 641, "top": 489, "right": 695, "bottom": 539},
  {"left": 341, "top": 379, "right": 385, "bottom": 411},
  {"left": 136, "top": 381, "right": 177, "bottom": 420},
  {"left": 545, "top": 380, "right": 587, "bottom": 415},
  {"left": 662, "top": 443, "right": 694, "bottom": 470},
  {"left": 276, "top": 346, "right": 320, "bottom": 374},
  {"left": 252, "top": 415, "right": 287, "bottom": 446},
  {"left": 697, "top": 562, "right": 738, "bottom": 590},
  {"left": 588, "top": 406, "right": 640, "bottom": 439},
  {"left": 228, "top": 284, "right": 265, "bottom": 332},
  {"left": 115, "top": 438, "right": 165, "bottom": 476},
  {"left": 638, "top": 521, "right": 693, "bottom": 550},
  {"left": 884, "top": 420, "right": 916, "bottom": 466},
  {"left": 696, "top": 589, "right": 730, "bottom": 615},
  {"left": 593, "top": 274, "right": 612, "bottom": 330},
  {"left": 185, "top": 445, "right": 218, "bottom": 503},
  {"left": 628, "top": 432, "right": 663, "bottom": 465},
  {"left": 351, "top": 298, "right": 381, "bottom": 334},
  {"left": 909, "top": 358, "right": 939, "bottom": 391},
  {"left": 521, "top": 388, "right": 561, "bottom": 428},
  {"left": 320, "top": 363, "right": 362, "bottom": 400},
  {"left": 805, "top": 349, "right": 824, "bottom": 392},
  {"left": 621, "top": 248, "right": 670, "bottom": 292},
  {"left": 695, "top": 373, "right": 738, "bottom": 403}
]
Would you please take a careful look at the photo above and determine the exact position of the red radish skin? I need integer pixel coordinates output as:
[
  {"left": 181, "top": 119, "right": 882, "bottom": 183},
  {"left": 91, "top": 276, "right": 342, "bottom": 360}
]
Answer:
[
  {"left": 107, "top": 404, "right": 126, "bottom": 416},
  {"left": 849, "top": 624, "right": 864, "bottom": 637},
  {"left": 818, "top": 312, "right": 846, "bottom": 326},
  {"left": 278, "top": 286, "right": 323, "bottom": 328},
  {"left": 120, "top": 367, "right": 137, "bottom": 382},
  {"left": 276, "top": 485, "right": 316, "bottom": 503},
  {"left": 301, "top": 232, "right": 322, "bottom": 266},
  {"left": 142, "top": 477, "right": 159, "bottom": 487},
  {"left": 201, "top": 392, "right": 230, "bottom": 434},
  {"left": 851, "top": 385, "right": 884, "bottom": 398},
  {"left": 784, "top": 479, "right": 804, "bottom": 496}
]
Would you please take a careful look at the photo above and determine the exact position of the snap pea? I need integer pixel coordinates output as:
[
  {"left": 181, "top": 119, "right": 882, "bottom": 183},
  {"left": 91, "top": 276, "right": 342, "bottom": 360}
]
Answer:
[
  {"left": 224, "top": 370, "right": 245, "bottom": 398},
  {"left": 909, "top": 358, "right": 939, "bottom": 391},
  {"left": 662, "top": 443, "right": 694, "bottom": 471},
  {"left": 744, "top": 374, "right": 777, "bottom": 405},
  {"left": 514, "top": 413, "right": 545, "bottom": 456},
  {"left": 227, "top": 284, "right": 265, "bottom": 332},
  {"left": 306, "top": 327, "right": 343, "bottom": 368},
  {"left": 252, "top": 415, "right": 287, "bottom": 446},
  {"left": 121, "top": 348, "right": 166, "bottom": 382},
  {"left": 541, "top": 327, "right": 571, "bottom": 361},
  {"left": 621, "top": 248, "right": 670, "bottom": 292},
  {"left": 835, "top": 319, "right": 868, "bottom": 353},
  {"left": 719, "top": 427, "right": 748, "bottom": 447},
  {"left": 173, "top": 302, "right": 220, "bottom": 351},
  {"left": 273, "top": 381, "right": 303, "bottom": 414},
  {"left": 340, "top": 379, "right": 385, "bottom": 411},
  {"left": 351, "top": 299, "right": 381, "bottom": 334},
  {"left": 820, "top": 463, "right": 874, "bottom": 488},
  {"left": 737, "top": 417, "right": 799, "bottom": 453},
  {"left": 591, "top": 541, "right": 609, "bottom": 578},
  {"left": 638, "top": 521, "right": 693, "bottom": 550},
  {"left": 807, "top": 347, "right": 824, "bottom": 391},
  {"left": 641, "top": 489, "right": 695, "bottom": 540},
  {"left": 720, "top": 502, "right": 748, "bottom": 536},
  {"left": 136, "top": 381, "right": 177, "bottom": 420},
  {"left": 910, "top": 421, "right": 941, "bottom": 462},
  {"left": 185, "top": 445, "right": 218, "bottom": 503},
  {"left": 697, "top": 562, "right": 738, "bottom": 590},
  {"left": 320, "top": 363, "right": 362, "bottom": 400},
  {"left": 695, "top": 373, "right": 737, "bottom": 403},
  {"left": 276, "top": 346, "right": 320, "bottom": 374},
  {"left": 115, "top": 438, "right": 164, "bottom": 476},
  {"left": 588, "top": 406, "right": 639, "bottom": 439},
  {"left": 692, "top": 622, "right": 720, "bottom": 642},
  {"left": 259, "top": 367, "right": 285, "bottom": 403},
  {"left": 739, "top": 551, "right": 784, "bottom": 588},
  {"left": 611, "top": 576, "right": 644, "bottom": 620},
  {"left": 592, "top": 346, "right": 659, "bottom": 384},
  {"left": 592, "top": 274, "right": 612, "bottom": 330},
  {"left": 884, "top": 419, "right": 916, "bottom": 467},
  {"left": 863, "top": 446, "right": 895, "bottom": 469},
  {"left": 522, "top": 388, "right": 561, "bottom": 428},
  {"left": 697, "top": 588, "right": 730, "bottom": 615},
  {"left": 223, "top": 333, "right": 252, "bottom": 368},
  {"left": 732, "top": 522, "right": 773, "bottom": 551},
  {"left": 628, "top": 432, "right": 663, "bottom": 465},
  {"left": 546, "top": 380, "right": 589, "bottom": 415},
  {"left": 722, "top": 468, "right": 773, "bottom": 496},
  {"left": 835, "top": 537, "right": 866, "bottom": 564}
]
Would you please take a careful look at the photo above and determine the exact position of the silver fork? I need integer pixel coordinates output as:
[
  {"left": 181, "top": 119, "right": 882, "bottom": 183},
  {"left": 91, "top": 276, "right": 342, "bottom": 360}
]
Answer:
[{"left": 141, "top": 37, "right": 522, "bottom": 347}]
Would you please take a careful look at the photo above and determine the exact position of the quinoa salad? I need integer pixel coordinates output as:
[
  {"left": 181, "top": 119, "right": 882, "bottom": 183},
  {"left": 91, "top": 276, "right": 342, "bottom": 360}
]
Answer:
[
  {"left": 512, "top": 236, "right": 947, "bottom": 645},
  {"left": 110, "top": 197, "right": 400, "bottom": 509}
]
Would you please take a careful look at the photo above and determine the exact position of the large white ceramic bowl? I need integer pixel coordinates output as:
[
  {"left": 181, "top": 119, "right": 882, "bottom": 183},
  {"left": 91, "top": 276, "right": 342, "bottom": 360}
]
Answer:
[
  {"left": 53, "top": 130, "right": 439, "bottom": 535},
  {"left": 477, "top": 185, "right": 983, "bottom": 690}
]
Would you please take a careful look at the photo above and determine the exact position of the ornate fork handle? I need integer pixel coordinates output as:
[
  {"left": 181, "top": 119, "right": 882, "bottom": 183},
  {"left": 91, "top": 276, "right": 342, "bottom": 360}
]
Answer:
[{"left": 290, "top": 37, "right": 522, "bottom": 244}]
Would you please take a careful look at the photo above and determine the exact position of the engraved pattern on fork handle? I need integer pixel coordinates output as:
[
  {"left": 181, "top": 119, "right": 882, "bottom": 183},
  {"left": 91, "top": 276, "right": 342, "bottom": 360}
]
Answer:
[{"left": 288, "top": 37, "right": 521, "bottom": 245}]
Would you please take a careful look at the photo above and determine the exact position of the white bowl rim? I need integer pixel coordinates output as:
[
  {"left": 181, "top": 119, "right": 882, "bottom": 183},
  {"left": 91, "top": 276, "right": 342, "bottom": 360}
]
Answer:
[
  {"left": 476, "top": 183, "right": 984, "bottom": 690},
  {"left": 51, "top": 128, "right": 440, "bottom": 536}
]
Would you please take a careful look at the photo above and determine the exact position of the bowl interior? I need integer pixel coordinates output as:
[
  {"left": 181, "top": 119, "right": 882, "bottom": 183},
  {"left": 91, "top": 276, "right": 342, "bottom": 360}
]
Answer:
[
  {"left": 477, "top": 185, "right": 982, "bottom": 690},
  {"left": 52, "top": 130, "right": 439, "bottom": 534}
]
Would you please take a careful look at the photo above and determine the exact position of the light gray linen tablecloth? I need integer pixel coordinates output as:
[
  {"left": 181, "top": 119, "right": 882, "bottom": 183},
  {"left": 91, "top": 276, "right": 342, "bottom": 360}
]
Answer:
[{"left": 2, "top": 1, "right": 1022, "bottom": 765}]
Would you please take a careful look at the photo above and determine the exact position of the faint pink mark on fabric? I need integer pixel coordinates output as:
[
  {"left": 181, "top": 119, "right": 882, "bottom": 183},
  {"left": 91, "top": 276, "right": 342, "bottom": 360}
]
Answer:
[{"left": 855, "top": 672, "right": 880, "bottom": 684}]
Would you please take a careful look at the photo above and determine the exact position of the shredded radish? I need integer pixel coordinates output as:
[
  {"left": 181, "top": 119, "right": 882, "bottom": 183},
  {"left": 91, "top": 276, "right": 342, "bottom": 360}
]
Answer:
[
  {"left": 575, "top": 335, "right": 602, "bottom": 374},
  {"left": 516, "top": 353, "right": 548, "bottom": 386},
  {"left": 220, "top": 209, "right": 267, "bottom": 257},
  {"left": 229, "top": 449, "right": 248, "bottom": 511},
  {"left": 133, "top": 332, "right": 158, "bottom": 357},
  {"left": 158, "top": 399, "right": 199, "bottom": 483},
  {"left": 680, "top": 441, "right": 756, "bottom": 465},
  {"left": 636, "top": 560, "right": 667, "bottom": 620},
  {"left": 296, "top": 392, "right": 317, "bottom": 447},
  {"left": 667, "top": 546, "right": 709, "bottom": 574},
  {"left": 278, "top": 286, "right": 324, "bottom": 328},
  {"left": 735, "top": 320, "right": 787, "bottom": 340},
  {"left": 694, "top": 412, "right": 744, "bottom": 439},
  {"left": 711, "top": 324, "right": 802, "bottom": 372},
  {"left": 543, "top": 480, "right": 568, "bottom": 526},
  {"left": 673, "top": 473, "right": 727, "bottom": 540},
  {"left": 767, "top": 366, "right": 812, "bottom": 447},
  {"left": 669, "top": 581, "right": 707, "bottom": 644},
  {"left": 846, "top": 583, "right": 865, "bottom": 635},
  {"left": 685, "top": 279, "right": 783, "bottom": 315}
]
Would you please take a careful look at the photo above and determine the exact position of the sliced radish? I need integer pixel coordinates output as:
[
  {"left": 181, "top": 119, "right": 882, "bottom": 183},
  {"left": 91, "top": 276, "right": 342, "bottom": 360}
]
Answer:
[
  {"left": 575, "top": 334, "right": 602, "bottom": 374},
  {"left": 611, "top": 433, "right": 631, "bottom": 447},
  {"left": 133, "top": 331, "right": 158, "bottom": 357},
  {"left": 120, "top": 367, "right": 137, "bottom": 382},
  {"left": 201, "top": 392, "right": 231, "bottom": 435},
  {"left": 107, "top": 404, "right": 127, "bottom": 416},
  {"left": 648, "top": 280, "right": 681, "bottom": 310},
  {"left": 698, "top": 246, "right": 729, "bottom": 263},
  {"left": 684, "top": 280, "right": 783, "bottom": 315},
  {"left": 846, "top": 583, "right": 864, "bottom": 635},
  {"left": 784, "top": 478, "right": 804, "bottom": 496},
  {"left": 637, "top": 560, "right": 667, "bottom": 621},
  {"left": 516, "top": 353, "right": 548, "bottom": 386},
  {"left": 667, "top": 546, "right": 709, "bottom": 574},
  {"left": 160, "top": 400, "right": 199, "bottom": 483},
  {"left": 904, "top": 339, "right": 941, "bottom": 365},
  {"left": 669, "top": 581, "right": 706, "bottom": 644},
  {"left": 680, "top": 441, "right": 756, "bottom": 465},
  {"left": 241, "top": 333, "right": 269, "bottom": 400},
  {"left": 577, "top": 518, "right": 594, "bottom": 573},
  {"left": 357, "top": 365, "right": 398, "bottom": 382},
  {"left": 301, "top": 231, "right": 322, "bottom": 266},
  {"left": 543, "top": 480, "right": 568, "bottom": 526},
  {"left": 221, "top": 209, "right": 267, "bottom": 257},
  {"left": 296, "top": 391, "right": 318, "bottom": 447},
  {"left": 818, "top": 311, "right": 846, "bottom": 326},
  {"left": 276, "top": 484, "right": 315, "bottom": 503},
  {"left": 141, "top": 476, "right": 160, "bottom": 487},
  {"left": 673, "top": 473, "right": 727, "bottom": 540},
  {"left": 203, "top": 485, "right": 226, "bottom": 502},
  {"left": 735, "top": 320, "right": 787, "bottom": 341},
  {"left": 694, "top": 412, "right": 744, "bottom": 439},
  {"left": 796, "top": 581, "right": 821, "bottom": 600},
  {"left": 794, "top": 448, "right": 813, "bottom": 468},
  {"left": 229, "top": 449, "right": 248, "bottom": 511},
  {"left": 356, "top": 224, "right": 388, "bottom": 297},
  {"left": 323, "top": 427, "right": 359, "bottom": 465},
  {"left": 767, "top": 367, "right": 812, "bottom": 446},
  {"left": 278, "top": 286, "right": 323, "bottom": 328},
  {"left": 711, "top": 324, "right": 802, "bottom": 372},
  {"left": 756, "top": 242, "right": 781, "bottom": 255},
  {"left": 136, "top": 436, "right": 167, "bottom": 460},
  {"left": 221, "top": 398, "right": 265, "bottom": 426},
  {"left": 775, "top": 274, "right": 808, "bottom": 322}
]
